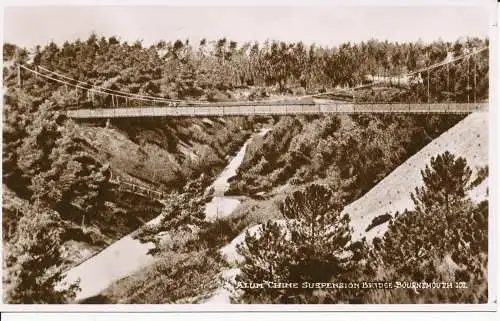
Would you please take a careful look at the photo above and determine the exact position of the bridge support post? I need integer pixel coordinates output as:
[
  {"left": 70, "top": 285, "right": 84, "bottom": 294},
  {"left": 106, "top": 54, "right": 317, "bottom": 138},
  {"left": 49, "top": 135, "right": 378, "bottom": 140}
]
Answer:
[
  {"left": 105, "top": 118, "right": 111, "bottom": 128},
  {"left": 473, "top": 52, "right": 477, "bottom": 103},
  {"left": 17, "top": 64, "right": 23, "bottom": 89},
  {"left": 427, "top": 69, "right": 430, "bottom": 103},
  {"left": 467, "top": 55, "right": 470, "bottom": 103}
]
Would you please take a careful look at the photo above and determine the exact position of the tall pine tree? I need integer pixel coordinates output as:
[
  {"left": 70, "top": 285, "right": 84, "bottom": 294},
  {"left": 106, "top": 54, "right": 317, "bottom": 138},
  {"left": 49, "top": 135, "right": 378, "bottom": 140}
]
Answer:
[{"left": 234, "top": 184, "right": 370, "bottom": 303}]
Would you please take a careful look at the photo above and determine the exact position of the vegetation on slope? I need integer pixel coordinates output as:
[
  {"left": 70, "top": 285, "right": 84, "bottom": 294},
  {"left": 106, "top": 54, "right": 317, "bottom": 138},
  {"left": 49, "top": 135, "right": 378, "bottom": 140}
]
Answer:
[
  {"left": 2, "top": 86, "right": 258, "bottom": 303},
  {"left": 2, "top": 39, "right": 260, "bottom": 303},
  {"left": 2, "top": 33, "right": 489, "bottom": 303},
  {"left": 373, "top": 152, "right": 488, "bottom": 303},
  {"left": 3, "top": 35, "right": 488, "bottom": 104},
  {"left": 234, "top": 184, "right": 372, "bottom": 304},
  {"left": 233, "top": 152, "right": 487, "bottom": 304},
  {"left": 228, "top": 114, "right": 465, "bottom": 204},
  {"left": 95, "top": 113, "right": 468, "bottom": 304},
  {"left": 98, "top": 249, "right": 223, "bottom": 304}
]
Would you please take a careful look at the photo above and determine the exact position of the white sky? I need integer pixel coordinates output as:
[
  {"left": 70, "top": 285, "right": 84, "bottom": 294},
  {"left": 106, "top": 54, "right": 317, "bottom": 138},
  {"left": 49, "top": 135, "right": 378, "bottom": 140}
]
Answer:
[{"left": 3, "top": 5, "right": 490, "bottom": 49}]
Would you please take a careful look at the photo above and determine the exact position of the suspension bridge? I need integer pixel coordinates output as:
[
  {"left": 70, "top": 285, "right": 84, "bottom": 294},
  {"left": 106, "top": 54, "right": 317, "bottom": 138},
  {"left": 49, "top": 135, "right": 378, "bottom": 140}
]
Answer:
[{"left": 17, "top": 46, "right": 489, "bottom": 118}]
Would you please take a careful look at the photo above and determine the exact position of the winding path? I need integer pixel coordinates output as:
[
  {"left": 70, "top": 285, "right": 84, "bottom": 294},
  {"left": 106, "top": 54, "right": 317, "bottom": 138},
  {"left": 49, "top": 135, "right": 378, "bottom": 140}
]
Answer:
[{"left": 60, "top": 128, "right": 270, "bottom": 303}]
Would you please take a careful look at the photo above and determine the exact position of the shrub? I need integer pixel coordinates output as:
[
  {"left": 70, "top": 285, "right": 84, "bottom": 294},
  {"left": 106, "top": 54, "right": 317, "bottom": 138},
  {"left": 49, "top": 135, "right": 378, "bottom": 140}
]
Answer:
[
  {"left": 100, "top": 250, "right": 222, "bottom": 303},
  {"left": 365, "top": 213, "right": 392, "bottom": 232}
]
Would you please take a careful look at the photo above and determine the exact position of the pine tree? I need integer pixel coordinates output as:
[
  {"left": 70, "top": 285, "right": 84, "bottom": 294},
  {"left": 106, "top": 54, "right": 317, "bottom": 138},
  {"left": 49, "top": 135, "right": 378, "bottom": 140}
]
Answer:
[
  {"left": 378, "top": 152, "right": 487, "bottom": 303},
  {"left": 235, "top": 184, "right": 369, "bottom": 303},
  {"left": 411, "top": 151, "right": 472, "bottom": 215},
  {"left": 3, "top": 203, "right": 79, "bottom": 303}
]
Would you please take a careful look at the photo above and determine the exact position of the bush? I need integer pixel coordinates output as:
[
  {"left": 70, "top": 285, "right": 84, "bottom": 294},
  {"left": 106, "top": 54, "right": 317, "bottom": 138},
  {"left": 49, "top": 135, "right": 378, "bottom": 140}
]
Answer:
[
  {"left": 100, "top": 250, "right": 222, "bottom": 303},
  {"left": 365, "top": 213, "right": 392, "bottom": 232}
]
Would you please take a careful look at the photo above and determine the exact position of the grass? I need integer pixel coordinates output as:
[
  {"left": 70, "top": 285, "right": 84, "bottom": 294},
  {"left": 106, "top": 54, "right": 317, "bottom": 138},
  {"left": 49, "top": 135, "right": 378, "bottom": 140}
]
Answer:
[{"left": 97, "top": 250, "right": 222, "bottom": 304}]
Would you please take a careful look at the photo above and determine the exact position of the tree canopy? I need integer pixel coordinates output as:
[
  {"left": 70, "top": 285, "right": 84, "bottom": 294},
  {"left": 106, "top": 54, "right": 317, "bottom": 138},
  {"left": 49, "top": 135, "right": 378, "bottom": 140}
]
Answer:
[{"left": 3, "top": 35, "right": 489, "bottom": 106}]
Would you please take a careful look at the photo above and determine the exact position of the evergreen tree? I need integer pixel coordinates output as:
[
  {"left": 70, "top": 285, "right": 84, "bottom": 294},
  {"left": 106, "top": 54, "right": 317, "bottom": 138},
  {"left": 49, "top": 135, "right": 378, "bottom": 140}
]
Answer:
[
  {"left": 411, "top": 151, "right": 472, "bottom": 215},
  {"left": 378, "top": 152, "right": 487, "bottom": 303},
  {"left": 3, "top": 203, "right": 79, "bottom": 303},
  {"left": 234, "top": 184, "right": 370, "bottom": 303}
]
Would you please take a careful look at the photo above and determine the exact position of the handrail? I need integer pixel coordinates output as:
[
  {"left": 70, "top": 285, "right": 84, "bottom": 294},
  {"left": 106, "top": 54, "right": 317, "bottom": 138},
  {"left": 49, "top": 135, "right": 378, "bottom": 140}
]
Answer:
[
  {"left": 109, "top": 177, "right": 168, "bottom": 201},
  {"left": 65, "top": 102, "right": 488, "bottom": 119}
]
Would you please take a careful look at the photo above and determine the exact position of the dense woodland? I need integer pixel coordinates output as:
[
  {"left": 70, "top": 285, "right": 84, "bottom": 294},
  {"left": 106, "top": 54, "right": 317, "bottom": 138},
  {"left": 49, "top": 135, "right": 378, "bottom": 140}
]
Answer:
[
  {"left": 2, "top": 35, "right": 489, "bottom": 304},
  {"left": 3, "top": 35, "right": 489, "bottom": 105},
  {"left": 228, "top": 113, "right": 465, "bottom": 203}
]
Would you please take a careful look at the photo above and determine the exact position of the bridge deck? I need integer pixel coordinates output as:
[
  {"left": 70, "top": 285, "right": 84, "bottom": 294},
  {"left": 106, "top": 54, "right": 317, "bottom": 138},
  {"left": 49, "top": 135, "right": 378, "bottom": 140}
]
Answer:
[{"left": 65, "top": 103, "right": 488, "bottom": 119}]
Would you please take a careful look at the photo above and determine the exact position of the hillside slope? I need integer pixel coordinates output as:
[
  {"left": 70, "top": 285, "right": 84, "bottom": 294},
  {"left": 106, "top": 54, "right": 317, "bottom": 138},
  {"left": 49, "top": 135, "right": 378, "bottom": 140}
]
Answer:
[
  {"left": 220, "top": 112, "right": 488, "bottom": 264},
  {"left": 66, "top": 117, "right": 256, "bottom": 259},
  {"left": 346, "top": 112, "right": 488, "bottom": 241}
]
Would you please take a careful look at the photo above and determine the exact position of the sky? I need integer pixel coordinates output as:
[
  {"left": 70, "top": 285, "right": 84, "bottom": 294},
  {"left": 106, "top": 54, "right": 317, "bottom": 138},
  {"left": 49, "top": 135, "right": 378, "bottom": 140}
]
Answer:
[{"left": 3, "top": 5, "right": 490, "bottom": 49}]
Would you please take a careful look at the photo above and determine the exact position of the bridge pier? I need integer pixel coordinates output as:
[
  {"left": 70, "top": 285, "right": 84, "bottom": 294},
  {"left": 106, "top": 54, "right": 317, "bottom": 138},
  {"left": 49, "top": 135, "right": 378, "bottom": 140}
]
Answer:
[{"left": 105, "top": 118, "right": 111, "bottom": 128}]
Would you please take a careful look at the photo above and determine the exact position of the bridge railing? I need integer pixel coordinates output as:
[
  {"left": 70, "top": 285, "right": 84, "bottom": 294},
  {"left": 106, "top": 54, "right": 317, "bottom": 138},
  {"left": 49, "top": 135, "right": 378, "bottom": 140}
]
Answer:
[
  {"left": 66, "top": 102, "right": 488, "bottom": 119},
  {"left": 110, "top": 178, "right": 168, "bottom": 201}
]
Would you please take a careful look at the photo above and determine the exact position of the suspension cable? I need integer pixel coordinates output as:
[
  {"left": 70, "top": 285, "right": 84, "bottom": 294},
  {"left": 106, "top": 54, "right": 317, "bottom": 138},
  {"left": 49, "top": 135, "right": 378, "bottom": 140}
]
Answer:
[
  {"left": 21, "top": 65, "right": 212, "bottom": 105},
  {"left": 352, "top": 46, "right": 488, "bottom": 91},
  {"left": 37, "top": 65, "right": 183, "bottom": 103},
  {"left": 23, "top": 45, "right": 488, "bottom": 104}
]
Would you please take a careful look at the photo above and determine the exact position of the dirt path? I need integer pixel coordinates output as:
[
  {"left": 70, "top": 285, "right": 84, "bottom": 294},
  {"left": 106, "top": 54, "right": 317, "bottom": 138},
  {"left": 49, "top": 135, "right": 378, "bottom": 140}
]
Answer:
[{"left": 61, "top": 128, "right": 270, "bottom": 303}]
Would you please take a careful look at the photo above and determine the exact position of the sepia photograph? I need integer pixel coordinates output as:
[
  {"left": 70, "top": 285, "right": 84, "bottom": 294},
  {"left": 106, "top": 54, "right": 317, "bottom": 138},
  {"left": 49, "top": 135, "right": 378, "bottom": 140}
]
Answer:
[{"left": 1, "top": 0, "right": 496, "bottom": 310}]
